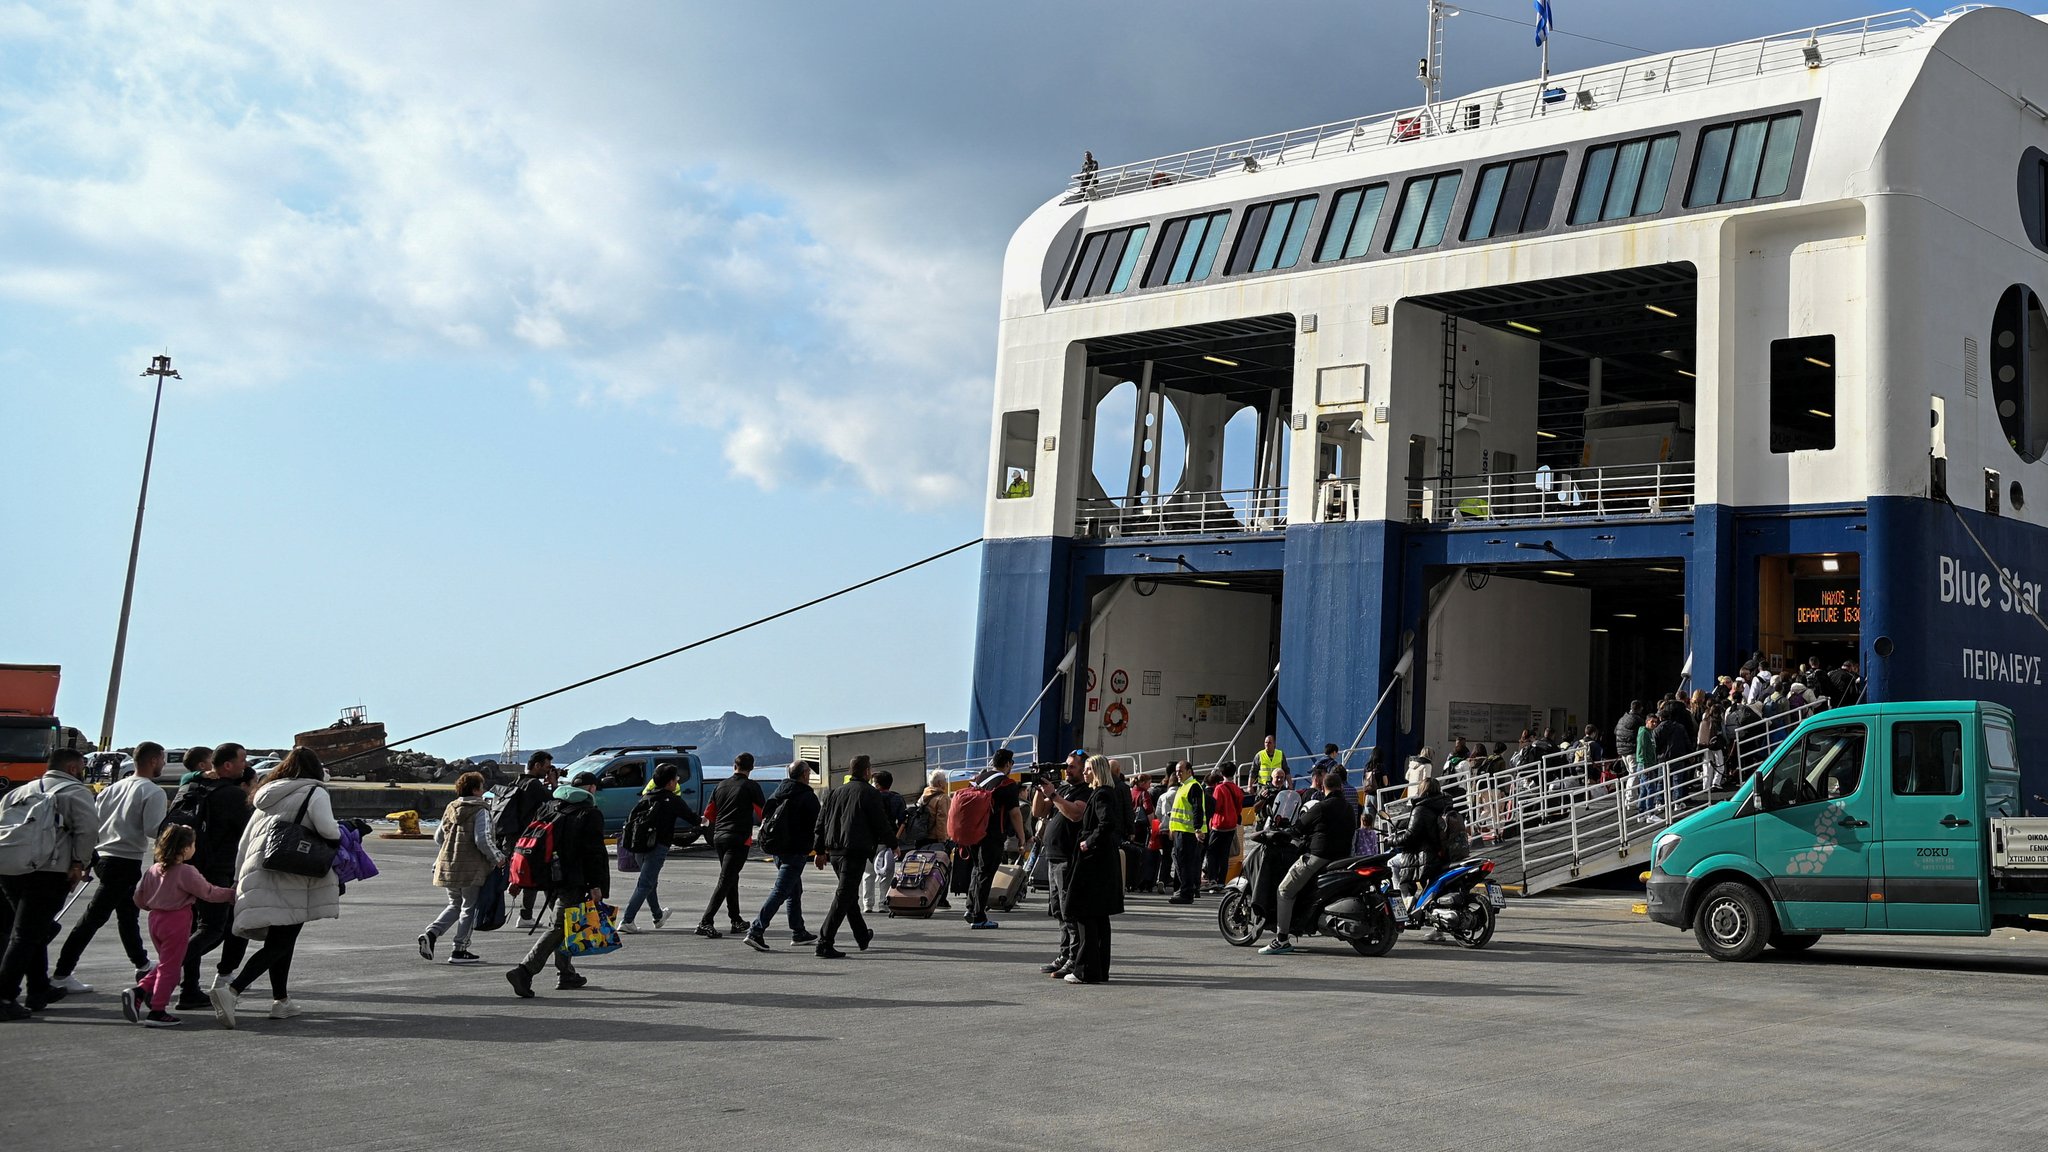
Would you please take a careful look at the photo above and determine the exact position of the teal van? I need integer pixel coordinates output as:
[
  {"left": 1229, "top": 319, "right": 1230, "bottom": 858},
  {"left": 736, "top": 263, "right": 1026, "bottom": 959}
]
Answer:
[{"left": 1647, "top": 701, "right": 2048, "bottom": 960}]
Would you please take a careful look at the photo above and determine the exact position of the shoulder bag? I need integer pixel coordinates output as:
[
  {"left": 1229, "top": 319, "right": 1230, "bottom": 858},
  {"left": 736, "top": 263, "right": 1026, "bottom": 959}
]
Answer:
[{"left": 260, "top": 786, "right": 338, "bottom": 878}]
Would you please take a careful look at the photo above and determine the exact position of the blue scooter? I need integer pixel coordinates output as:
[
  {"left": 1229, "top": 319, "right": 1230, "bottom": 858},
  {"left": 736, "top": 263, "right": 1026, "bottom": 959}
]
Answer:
[{"left": 1376, "top": 853, "right": 1504, "bottom": 947}]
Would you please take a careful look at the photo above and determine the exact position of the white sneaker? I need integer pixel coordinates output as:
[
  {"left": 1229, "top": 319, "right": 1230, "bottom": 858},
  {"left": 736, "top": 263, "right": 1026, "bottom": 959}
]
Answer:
[
  {"left": 515, "top": 913, "right": 535, "bottom": 929},
  {"left": 618, "top": 922, "right": 645, "bottom": 934},
  {"left": 208, "top": 986, "right": 238, "bottom": 1030},
  {"left": 53, "top": 974, "right": 92, "bottom": 994},
  {"left": 652, "top": 912, "right": 671, "bottom": 929},
  {"left": 208, "top": 971, "right": 230, "bottom": 992},
  {"left": 268, "top": 998, "right": 301, "bottom": 1020}
]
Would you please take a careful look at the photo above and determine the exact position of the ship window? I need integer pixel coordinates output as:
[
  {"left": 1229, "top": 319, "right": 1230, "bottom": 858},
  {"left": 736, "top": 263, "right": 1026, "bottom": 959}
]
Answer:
[
  {"left": 1143, "top": 210, "right": 1230, "bottom": 288},
  {"left": 1992, "top": 284, "right": 2048, "bottom": 463},
  {"left": 1315, "top": 183, "right": 1388, "bottom": 262},
  {"left": 1465, "top": 152, "right": 1567, "bottom": 240},
  {"left": 2020, "top": 148, "right": 2048, "bottom": 254},
  {"left": 1387, "top": 170, "right": 1463, "bottom": 253},
  {"left": 1688, "top": 111, "right": 1802, "bottom": 209},
  {"left": 1769, "top": 335, "right": 1836, "bottom": 453},
  {"left": 1570, "top": 133, "right": 1678, "bottom": 225},
  {"left": 1061, "top": 223, "right": 1150, "bottom": 301},
  {"left": 1228, "top": 194, "right": 1318, "bottom": 275},
  {"left": 997, "top": 410, "right": 1040, "bottom": 499}
]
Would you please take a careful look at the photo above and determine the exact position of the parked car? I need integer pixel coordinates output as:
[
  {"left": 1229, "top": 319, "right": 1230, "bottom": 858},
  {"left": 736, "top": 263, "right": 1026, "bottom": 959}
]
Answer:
[{"left": 551, "top": 745, "right": 708, "bottom": 846}]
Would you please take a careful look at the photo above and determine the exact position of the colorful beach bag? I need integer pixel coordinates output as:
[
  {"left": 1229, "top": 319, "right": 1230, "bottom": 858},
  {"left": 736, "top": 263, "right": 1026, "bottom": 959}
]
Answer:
[{"left": 560, "top": 899, "right": 623, "bottom": 957}]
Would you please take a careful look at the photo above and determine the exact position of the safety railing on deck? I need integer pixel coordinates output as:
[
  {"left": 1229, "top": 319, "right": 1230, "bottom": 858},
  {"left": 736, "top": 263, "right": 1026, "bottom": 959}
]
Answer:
[
  {"left": 927, "top": 736, "right": 1038, "bottom": 780},
  {"left": 1075, "top": 488, "right": 1286, "bottom": 540},
  {"left": 1407, "top": 462, "right": 1695, "bottom": 525},
  {"left": 1066, "top": 10, "right": 1938, "bottom": 201}
]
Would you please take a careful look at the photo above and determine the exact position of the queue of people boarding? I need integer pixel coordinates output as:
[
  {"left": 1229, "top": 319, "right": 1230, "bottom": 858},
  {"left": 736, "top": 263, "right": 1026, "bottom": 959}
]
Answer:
[{"left": 0, "top": 732, "right": 1458, "bottom": 1025}]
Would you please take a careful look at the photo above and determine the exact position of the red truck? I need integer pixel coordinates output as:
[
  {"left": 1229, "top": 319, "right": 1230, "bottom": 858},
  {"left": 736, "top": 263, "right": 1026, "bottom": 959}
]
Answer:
[{"left": 0, "top": 664, "right": 65, "bottom": 790}]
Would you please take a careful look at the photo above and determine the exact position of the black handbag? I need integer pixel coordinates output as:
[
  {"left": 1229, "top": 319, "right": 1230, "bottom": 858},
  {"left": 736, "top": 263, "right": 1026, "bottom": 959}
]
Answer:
[{"left": 260, "top": 787, "right": 337, "bottom": 878}]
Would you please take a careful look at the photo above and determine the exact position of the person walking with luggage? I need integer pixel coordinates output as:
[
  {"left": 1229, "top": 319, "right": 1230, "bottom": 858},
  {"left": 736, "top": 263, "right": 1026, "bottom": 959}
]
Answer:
[
  {"left": 1165, "top": 760, "right": 1209, "bottom": 905},
  {"left": 418, "top": 771, "right": 503, "bottom": 965},
  {"left": 953, "top": 750, "right": 1026, "bottom": 930},
  {"left": 505, "top": 770, "right": 610, "bottom": 998},
  {"left": 619, "top": 763, "right": 697, "bottom": 934},
  {"left": 912, "top": 768, "right": 953, "bottom": 910},
  {"left": 1203, "top": 767, "right": 1244, "bottom": 890},
  {"left": 1046, "top": 754, "right": 1128, "bottom": 982},
  {"left": 0, "top": 748, "right": 98, "bottom": 1021},
  {"left": 861, "top": 770, "right": 908, "bottom": 914},
  {"left": 696, "top": 754, "right": 765, "bottom": 939},
  {"left": 1259, "top": 768, "right": 1360, "bottom": 956},
  {"left": 812, "top": 755, "right": 893, "bottom": 959},
  {"left": 502, "top": 752, "right": 558, "bottom": 929},
  {"left": 1034, "top": 755, "right": 1089, "bottom": 976},
  {"left": 745, "top": 760, "right": 821, "bottom": 952},
  {"left": 209, "top": 747, "right": 344, "bottom": 1028},
  {"left": 169, "top": 742, "right": 255, "bottom": 1012},
  {"left": 126, "top": 824, "right": 234, "bottom": 1027},
  {"left": 51, "top": 740, "right": 168, "bottom": 994}
]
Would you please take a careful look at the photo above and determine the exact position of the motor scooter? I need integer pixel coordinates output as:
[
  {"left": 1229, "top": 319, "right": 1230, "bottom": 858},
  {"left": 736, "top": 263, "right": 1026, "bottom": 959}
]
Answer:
[
  {"left": 1380, "top": 853, "right": 1504, "bottom": 948},
  {"left": 1217, "top": 829, "right": 1399, "bottom": 956}
]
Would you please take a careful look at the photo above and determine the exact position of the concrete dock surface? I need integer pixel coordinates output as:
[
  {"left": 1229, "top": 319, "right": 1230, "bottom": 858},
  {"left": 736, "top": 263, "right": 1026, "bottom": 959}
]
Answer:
[{"left": 5, "top": 838, "right": 2047, "bottom": 1152}]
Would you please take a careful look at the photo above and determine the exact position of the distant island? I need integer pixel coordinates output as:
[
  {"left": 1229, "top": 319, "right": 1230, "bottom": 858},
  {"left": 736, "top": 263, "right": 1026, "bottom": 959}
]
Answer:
[{"left": 470, "top": 712, "right": 968, "bottom": 769}]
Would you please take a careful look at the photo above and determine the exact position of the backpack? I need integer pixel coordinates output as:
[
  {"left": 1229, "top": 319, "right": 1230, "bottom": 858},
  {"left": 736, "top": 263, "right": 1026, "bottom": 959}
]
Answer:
[
  {"left": 621, "top": 795, "right": 662, "bottom": 854},
  {"left": 946, "top": 777, "right": 999, "bottom": 847},
  {"left": 0, "top": 778, "right": 79, "bottom": 876},
  {"left": 901, "top": 800, "right": 934, "bottom": 848},
  {"left": 161, "top": 778, "right": 216, "bottom": 836},
  {"left": 1441, "top": 805, "right": 1470, "bottom": 863},
  {"left": 757, "top": 792, "right": 793, "bottom": 855},
  {"left": 492, "top": 778, "right": 547, "bottom": 854},
  {"left": 507, "top": 805, "right": 565, "bottom": 891}
]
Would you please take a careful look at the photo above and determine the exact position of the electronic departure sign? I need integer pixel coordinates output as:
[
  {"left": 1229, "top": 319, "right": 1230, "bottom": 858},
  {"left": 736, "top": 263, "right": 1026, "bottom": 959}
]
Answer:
[{"left": 1793, "top": 578, "right": 1861, "bottom": 636}]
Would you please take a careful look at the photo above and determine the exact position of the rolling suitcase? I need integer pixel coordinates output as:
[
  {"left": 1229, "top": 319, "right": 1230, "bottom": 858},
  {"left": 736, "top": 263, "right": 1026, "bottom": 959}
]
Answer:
[
  {"left": 887, "top": 848, "right": 949, "bottom": 918},
  {"left": 988, "top": 862, "right": 1028, "bottom": 912}
]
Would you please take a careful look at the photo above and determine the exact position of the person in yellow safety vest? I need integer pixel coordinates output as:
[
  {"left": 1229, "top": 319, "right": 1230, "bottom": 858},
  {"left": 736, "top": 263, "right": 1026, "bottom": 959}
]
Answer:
[
  {"left": 1004, "top": 469, "right": 1032, "bottom": 499},
  {"left": 1165, "top": 761, "right": 1209, "bottom": 905},
  {"left": 1255, "top": 736, "right": 1286, "bottom": 788}
]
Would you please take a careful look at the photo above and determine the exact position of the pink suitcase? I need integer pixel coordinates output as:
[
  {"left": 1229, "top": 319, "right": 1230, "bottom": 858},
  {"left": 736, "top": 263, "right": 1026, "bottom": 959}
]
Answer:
[{"left": 887, "top": 848, "right": 949, "bottom": 918}]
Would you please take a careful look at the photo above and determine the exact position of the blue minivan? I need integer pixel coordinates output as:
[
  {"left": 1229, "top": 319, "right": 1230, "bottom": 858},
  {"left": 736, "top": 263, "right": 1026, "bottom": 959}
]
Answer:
[{"left": 552, "top": 745, "right": 709, "bottom": 846}]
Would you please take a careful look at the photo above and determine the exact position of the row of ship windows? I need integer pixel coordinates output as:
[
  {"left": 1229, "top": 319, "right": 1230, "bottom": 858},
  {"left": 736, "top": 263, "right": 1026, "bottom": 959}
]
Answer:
[{"left": 1063, "top": 110, "right": 1803, "bottom": 302}]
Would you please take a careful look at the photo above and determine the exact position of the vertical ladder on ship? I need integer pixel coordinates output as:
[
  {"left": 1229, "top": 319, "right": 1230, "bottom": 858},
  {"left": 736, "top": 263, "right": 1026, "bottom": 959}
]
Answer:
[{"left": 1438, "top": 313, "right": 1459, "bottom": 489}]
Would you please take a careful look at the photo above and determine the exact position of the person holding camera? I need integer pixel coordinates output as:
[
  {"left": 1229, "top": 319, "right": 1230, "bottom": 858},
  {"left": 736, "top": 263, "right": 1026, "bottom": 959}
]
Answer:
[{"left": 1033, "top": 756, "right": 1090, "bottom": 976}]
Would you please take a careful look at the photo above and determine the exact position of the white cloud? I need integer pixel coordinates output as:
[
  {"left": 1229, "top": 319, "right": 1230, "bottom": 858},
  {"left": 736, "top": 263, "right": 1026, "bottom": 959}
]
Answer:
[{"left": 0, "top": 1, "right": 1001, "bottom": 506}]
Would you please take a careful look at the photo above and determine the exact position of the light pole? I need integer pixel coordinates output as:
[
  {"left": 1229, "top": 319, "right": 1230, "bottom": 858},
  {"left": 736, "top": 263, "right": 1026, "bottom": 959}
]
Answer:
[{"left": 99, "top": 354, "right": 180, "bottom": 752}]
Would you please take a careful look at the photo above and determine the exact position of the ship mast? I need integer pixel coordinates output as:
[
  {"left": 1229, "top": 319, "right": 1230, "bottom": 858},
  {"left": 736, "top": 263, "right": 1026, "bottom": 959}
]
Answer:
[{"left": 1419, "top": 0, "right": 1458, "bottom": 134}]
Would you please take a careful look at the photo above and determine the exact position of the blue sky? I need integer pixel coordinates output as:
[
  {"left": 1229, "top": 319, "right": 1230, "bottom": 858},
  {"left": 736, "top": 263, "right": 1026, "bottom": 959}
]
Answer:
[{"left": 1, "top": 1, "right": 1978, "bottom": 757}]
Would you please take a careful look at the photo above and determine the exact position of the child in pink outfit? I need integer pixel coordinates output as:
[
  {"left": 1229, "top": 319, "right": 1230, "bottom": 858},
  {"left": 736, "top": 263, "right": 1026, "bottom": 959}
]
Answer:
[{"left": 128, "top": 825, "right": 234, "bottom": 1027}]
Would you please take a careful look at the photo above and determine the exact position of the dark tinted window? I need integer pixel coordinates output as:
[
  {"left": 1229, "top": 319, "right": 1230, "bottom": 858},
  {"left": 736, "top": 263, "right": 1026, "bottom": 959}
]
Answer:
[
  {"left": 1688, "top": 111, "right": 1801, "bottom": 208},
  {"left": 1769, "top": 335, "right": 1836, "bottom": 453},
  {"left": 1143, "top": 210, "right": 1229, "bottom": 288},
  {"left": 1762, "top": 724, "right": 1866, "bottom": 808},
  {"left": 2022, "top": 149, "right": 2048, "bottom": 253},
  {"left": 1228, "top": 194, "right": 1318, "bottom": 275},
  {"left": 601, "top": 760, "right": 646, "bottom": 789},
  {"left": 1465, "top": 153, "right": 1567, "bottom": 240},
  {"left": 1061, "top": 223, "right": 1151, "bottom": 300},
  {"left": 1387, "top": 171, "right": 1463, "bottom": 252},
  {"left": 1571, "top": 133, "right": 1679, "bottom": 225},
  {"left": 1315, "top": 184, "right": 1388, "bottom": 262},
  {"left": 1892, "top": 721, "right": 1962, "bottom": 796}
]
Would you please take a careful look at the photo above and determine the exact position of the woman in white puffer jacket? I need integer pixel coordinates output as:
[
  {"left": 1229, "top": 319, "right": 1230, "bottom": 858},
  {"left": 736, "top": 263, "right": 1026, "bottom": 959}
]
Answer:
[{"left": 209, "top": 747, "right": 341, "bottom": 1029}]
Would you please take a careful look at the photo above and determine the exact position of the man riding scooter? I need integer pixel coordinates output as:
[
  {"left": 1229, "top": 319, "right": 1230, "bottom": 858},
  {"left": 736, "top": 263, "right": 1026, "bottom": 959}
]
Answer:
[
  {"left": 1390, "top": 777, "right": 1453, "bottom": 940},
  {"left": 1257, "top": 768, "right": 1359, "bottom": 956}
]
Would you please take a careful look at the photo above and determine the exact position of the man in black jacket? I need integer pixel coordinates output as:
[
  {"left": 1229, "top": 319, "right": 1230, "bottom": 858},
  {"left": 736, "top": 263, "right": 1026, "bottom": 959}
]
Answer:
[
  {"left": 506, "top": 771, "right": 610, "bottom": 998},
  {"left": 503, "top": 751, "right": 559, "bottom": 928},
  {"left": 745, "top": 761, "right": 822, "bottom": 952},
  {"left": 812, "top": 755, "right": 894, "bottom": 959},
  {"left": 696, "top": 754, "right": 765, "bottom": 939},
  {"left": 174, "top": 743, "right": 254, "bottom": 1011},
  {"left": 1258, "top": 768, "right": 1359, "bottom": 955}
]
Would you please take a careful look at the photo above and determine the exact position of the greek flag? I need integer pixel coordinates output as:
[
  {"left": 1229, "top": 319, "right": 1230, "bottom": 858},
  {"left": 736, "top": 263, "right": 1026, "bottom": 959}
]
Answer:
[{"left": 1534, "top": 0, "right": 1555, "bottom": 46}]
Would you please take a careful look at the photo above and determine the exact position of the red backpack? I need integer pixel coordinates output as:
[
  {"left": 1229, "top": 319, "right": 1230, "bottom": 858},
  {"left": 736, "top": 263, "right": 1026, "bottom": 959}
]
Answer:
[
  {"left": 507, "top": 806, "right": 563, "bottom": 891},
  {"left": 946, "top": 776, "right": 1000, "bottom": 847}
]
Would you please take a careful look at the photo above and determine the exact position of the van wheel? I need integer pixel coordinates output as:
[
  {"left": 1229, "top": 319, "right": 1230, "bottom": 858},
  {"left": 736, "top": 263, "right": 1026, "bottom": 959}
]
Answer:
[
  {"left": 1769, "top": 932, "right": 1821, "bottom": 953},
  {"left": 1693, "top": 882, "right": 1772, "bottom": 962}
]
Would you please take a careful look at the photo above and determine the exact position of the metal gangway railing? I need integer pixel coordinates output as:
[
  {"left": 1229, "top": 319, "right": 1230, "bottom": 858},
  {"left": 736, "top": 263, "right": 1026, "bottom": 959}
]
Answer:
[
  {"left": 1076, "top": 487, "right": 1286, "bottom": 540},
  {"left": 1407, "top": 462, "right": 1695, "bottom": 525},
  {"left": 926, "top": 735, "right": 1037, "bottom": 781},
  {"left": 1065, "top": 9, "right": 1938, "bottom": 201}
]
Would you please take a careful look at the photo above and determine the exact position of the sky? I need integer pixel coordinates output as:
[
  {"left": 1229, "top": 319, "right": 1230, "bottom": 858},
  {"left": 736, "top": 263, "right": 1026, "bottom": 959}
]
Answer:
[{"left": 1, "top": 0, "right": 1991, "bottom": 758}]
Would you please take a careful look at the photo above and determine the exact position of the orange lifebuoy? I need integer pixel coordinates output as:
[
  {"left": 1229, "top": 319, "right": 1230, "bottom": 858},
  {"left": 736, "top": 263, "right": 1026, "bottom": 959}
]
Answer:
[{"left": 1103, "top": 701, "right": 1130, "bottom": 736}]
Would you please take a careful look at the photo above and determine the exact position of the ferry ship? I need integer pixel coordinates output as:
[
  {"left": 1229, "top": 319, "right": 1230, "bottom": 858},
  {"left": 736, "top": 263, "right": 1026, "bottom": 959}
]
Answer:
[{"left": 967, "top": 6, "right": 2048, "bottom": 810}]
